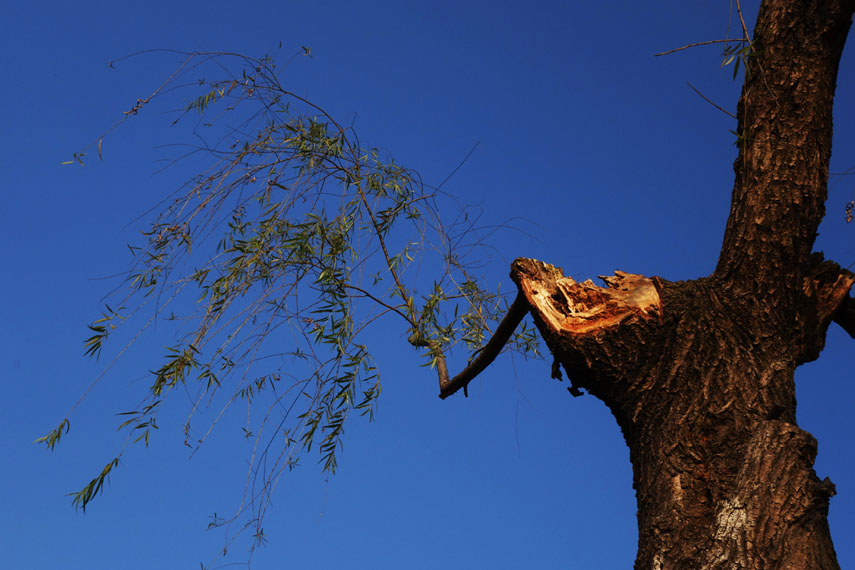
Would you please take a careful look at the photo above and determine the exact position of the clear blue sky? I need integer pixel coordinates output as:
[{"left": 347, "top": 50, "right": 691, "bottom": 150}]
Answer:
[{"left": 2, "top": 1, "right": 854, "bottom": 568}]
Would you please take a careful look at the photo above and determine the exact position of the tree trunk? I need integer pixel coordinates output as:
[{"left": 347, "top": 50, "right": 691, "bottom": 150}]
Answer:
[
  {"left": 505, "top": 1, "right": 855, "bottom": 567},
  {"left": 511, "top": 258, "right": 852, "bottom": 568}
]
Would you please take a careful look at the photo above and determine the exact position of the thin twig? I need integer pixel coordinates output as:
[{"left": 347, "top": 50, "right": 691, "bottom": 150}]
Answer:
[
  {"left": 436, "top": 141, "right": 479, "bottom": 190},
  {"left": 735, "top": 0, "right": 753, "bottom": 48},
  {"left": 655, "top": 39, "right": 743, "bottom": 57},
  {"left": 687, "top": 82, "right": 737, "bottom": 119},
  {"left": 343, "top": 284, "right": 410, "bottom": 322}
]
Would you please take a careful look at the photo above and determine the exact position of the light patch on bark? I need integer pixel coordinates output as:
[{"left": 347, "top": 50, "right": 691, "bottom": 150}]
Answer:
[
  {"left": 671, "top": 474, "right": 683, "bottom": 509},
  {"left": 704, "top": 497, "right": 751, "bottom": 567},
  {"left": 713, "top": 497, "right": 749, "bottom": 541}
]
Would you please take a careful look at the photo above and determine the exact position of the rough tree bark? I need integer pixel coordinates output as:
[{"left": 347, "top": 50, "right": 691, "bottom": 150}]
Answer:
[{"left": 449, "top": 1, "right": 855, "bottom": 568}]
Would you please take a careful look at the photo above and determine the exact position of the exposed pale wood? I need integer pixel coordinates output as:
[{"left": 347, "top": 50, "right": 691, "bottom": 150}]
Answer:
[{"left": 514, "top": 259, "right": 660, "bottom": 336}]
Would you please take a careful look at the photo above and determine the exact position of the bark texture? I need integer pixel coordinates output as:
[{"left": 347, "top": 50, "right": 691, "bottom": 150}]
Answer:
[
  {"left": 501, "top": 1, "right": 855, "bottom": 567},
  {"left": 511, "top": 259, "right": 852, "bottom": 569}
]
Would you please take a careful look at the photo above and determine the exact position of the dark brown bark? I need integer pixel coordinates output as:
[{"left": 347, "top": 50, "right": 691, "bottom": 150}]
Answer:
[
  {"left": 509, "top": 1, "right": 855, "bottom": 562},
  {"left": 445, "top": 1, "right": 855, "bottom": 567},
  {"left": 833, "top": 294, "right": 855, "bottom": 337},
  {"left": 510, "top": 258, "right": 852, "bottom": 569},
  {"left": 716, "top": 0, "right": 855, "bottom": 288}
]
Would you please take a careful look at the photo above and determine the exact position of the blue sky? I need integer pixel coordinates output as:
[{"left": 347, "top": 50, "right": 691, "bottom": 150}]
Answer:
[{"left": 2, "top": 1, "right": 854, "bottom": 568}]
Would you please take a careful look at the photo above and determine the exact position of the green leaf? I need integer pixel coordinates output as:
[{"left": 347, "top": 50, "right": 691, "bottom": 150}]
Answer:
[
  {"left": 69, "top": 456, "right": 120, "bottom": 512},
  {"left": 34, "top": 418, "right": 70, "bottom": 450}
]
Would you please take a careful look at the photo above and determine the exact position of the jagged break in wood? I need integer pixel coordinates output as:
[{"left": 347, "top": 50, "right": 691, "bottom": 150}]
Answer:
[{"left": 512, "top": 258, "right": 661, "bottom": 335}]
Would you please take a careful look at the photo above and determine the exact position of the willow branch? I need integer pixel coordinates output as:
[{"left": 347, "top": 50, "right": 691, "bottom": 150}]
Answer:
[{"left": 437, "top": 292, "right": 529, "bottom": 399}]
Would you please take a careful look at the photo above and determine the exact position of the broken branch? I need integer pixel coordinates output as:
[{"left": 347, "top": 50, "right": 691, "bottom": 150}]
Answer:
[
  {"left": 833, "top": 294, "right": 855, "bottom": 338},
  {"left": 437, "top": 292, "right": 530, "bottom": 399}
]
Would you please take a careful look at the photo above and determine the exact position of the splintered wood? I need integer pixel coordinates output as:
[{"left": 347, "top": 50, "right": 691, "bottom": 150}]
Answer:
[{"left": 512, "top": 258, "right": 661, "bottom": 335}]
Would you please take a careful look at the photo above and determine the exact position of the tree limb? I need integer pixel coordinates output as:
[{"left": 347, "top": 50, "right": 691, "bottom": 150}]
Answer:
[
  {"left": 833, "top": 294, "right": 855, "bottom": 338},
  {"left": 437, "top": 292, "right": 530, "bottom": 399},
  {"left": 714, "top": 0, "right": 855, "bottom": 285}
]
